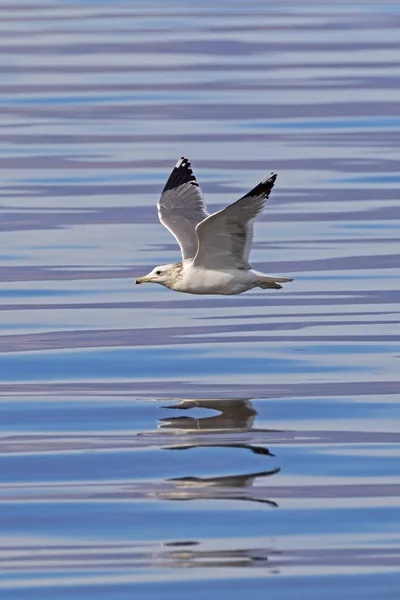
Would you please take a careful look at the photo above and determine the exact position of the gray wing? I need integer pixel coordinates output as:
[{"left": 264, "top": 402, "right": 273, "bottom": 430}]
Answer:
[
  {"left": 158, "top": 157, "right": 208, "bottom": 261},
  {"left": 192, "top": 173, "right": 277, "bottom": 269}
]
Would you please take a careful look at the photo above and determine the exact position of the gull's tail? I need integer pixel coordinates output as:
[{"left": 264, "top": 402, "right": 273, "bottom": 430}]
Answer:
[{"left": 257, "top": 275, "right": 293, "bottom": 290}]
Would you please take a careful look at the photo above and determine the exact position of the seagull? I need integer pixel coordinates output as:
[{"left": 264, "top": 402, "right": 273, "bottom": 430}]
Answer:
[{"left": 135, "top": 157, "right": 293, "bottom": 295}]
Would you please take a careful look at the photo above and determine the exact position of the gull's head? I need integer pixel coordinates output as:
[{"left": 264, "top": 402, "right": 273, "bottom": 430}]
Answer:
[{"left": 135, "top": 264, "right": 179, "bottom": 288}]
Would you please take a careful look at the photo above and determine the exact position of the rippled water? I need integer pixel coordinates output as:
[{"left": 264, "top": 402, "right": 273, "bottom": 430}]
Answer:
[{"left": 0, "top": 1, "right": 399, "bottom": 598}]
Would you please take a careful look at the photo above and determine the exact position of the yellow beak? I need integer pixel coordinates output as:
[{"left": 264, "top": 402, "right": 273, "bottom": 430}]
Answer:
[{"left": 135, "top": 276, "right": 152, "bottom": 285}]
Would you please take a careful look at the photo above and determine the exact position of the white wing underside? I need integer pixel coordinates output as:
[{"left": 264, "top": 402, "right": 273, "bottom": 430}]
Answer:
[
  {"left": 158, "top": 158, "right": 208, "bottom": 261},
  {"left": 192, "top": 174, "right": 277, "bottom": 270},
  {"left": 158, "top": 157, "right": 277, "bottom": 269}
]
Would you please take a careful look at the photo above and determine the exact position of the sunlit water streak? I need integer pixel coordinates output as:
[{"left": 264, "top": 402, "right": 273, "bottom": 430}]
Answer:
[{"left": 0, "top": 1, "right": 399, "bottom": 599}]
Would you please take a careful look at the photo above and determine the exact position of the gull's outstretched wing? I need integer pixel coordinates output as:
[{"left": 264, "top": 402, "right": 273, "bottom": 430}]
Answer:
[
  {"left": 192, "top": 173, "right": 277, "bottom": 269},
  {"left": 158, "top": 157, "right": 208, "bottom": 261}
]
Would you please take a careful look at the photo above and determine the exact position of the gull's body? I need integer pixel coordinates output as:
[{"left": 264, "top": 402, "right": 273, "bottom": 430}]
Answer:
[
  {"left": 136, "top": 157, "right": 293, "bottom": 295},
  {"left": 164, "top": 264, "right": 274, "bottom": 296}
]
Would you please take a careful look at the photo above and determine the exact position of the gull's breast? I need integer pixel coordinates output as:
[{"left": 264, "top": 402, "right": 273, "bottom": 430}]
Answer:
[{"left": 175, "top": 266, "right": 255, "bottom": 295}]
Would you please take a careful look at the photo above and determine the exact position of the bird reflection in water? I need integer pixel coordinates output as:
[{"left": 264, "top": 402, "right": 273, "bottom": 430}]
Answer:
[
  {"left": 162, "top": 539, "right": 281, "bottom": 570},
  {"left": 158, "top": 398, "right": 280, "bottom": 507},
  {"left": 160, "top": 398, "right": 258, "bottom": 432}
]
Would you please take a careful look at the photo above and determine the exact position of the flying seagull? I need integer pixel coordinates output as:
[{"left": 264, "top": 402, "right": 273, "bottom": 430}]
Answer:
[{"left": 136, "top": 157, "right": 293, "bottom": 295}]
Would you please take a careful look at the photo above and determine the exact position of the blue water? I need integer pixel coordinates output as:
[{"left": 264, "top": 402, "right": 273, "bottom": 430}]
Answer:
[{"left": 0, "top": 1, "right": 399, "bottom": 598}]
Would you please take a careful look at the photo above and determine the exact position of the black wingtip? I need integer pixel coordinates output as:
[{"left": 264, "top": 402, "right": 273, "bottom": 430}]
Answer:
[
  {"left": 243, "top": 171, "right": 278, "bottom": 199},
  {"left": 262, "top": 172, "right": 277, "bottom": 186},
  {"left": 162, "top": 156, "right": 199, "bottom": 192}
]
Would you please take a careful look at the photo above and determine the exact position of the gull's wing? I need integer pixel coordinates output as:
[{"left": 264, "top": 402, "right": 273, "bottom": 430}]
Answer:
[
  {"left": 158, "top": 157, "right": 208, "bottom": 261},
  {"left": 192, "top": 173, "right": 277, "bottom": 269}
]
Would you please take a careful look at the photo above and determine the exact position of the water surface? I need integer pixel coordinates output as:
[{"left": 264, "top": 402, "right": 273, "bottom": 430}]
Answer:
[{"left": 0, "top": 1, "right": 399, "bottom": 598}]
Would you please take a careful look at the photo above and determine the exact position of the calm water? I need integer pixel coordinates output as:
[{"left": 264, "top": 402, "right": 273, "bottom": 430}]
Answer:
[{"left": 0, "top": 1, "right": 399, "bottom": 598}]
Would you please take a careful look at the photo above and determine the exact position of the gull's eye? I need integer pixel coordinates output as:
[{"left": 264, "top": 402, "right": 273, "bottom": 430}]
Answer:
[{"left": 156, "top": 270, "right": 162, "bottom": 275}]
